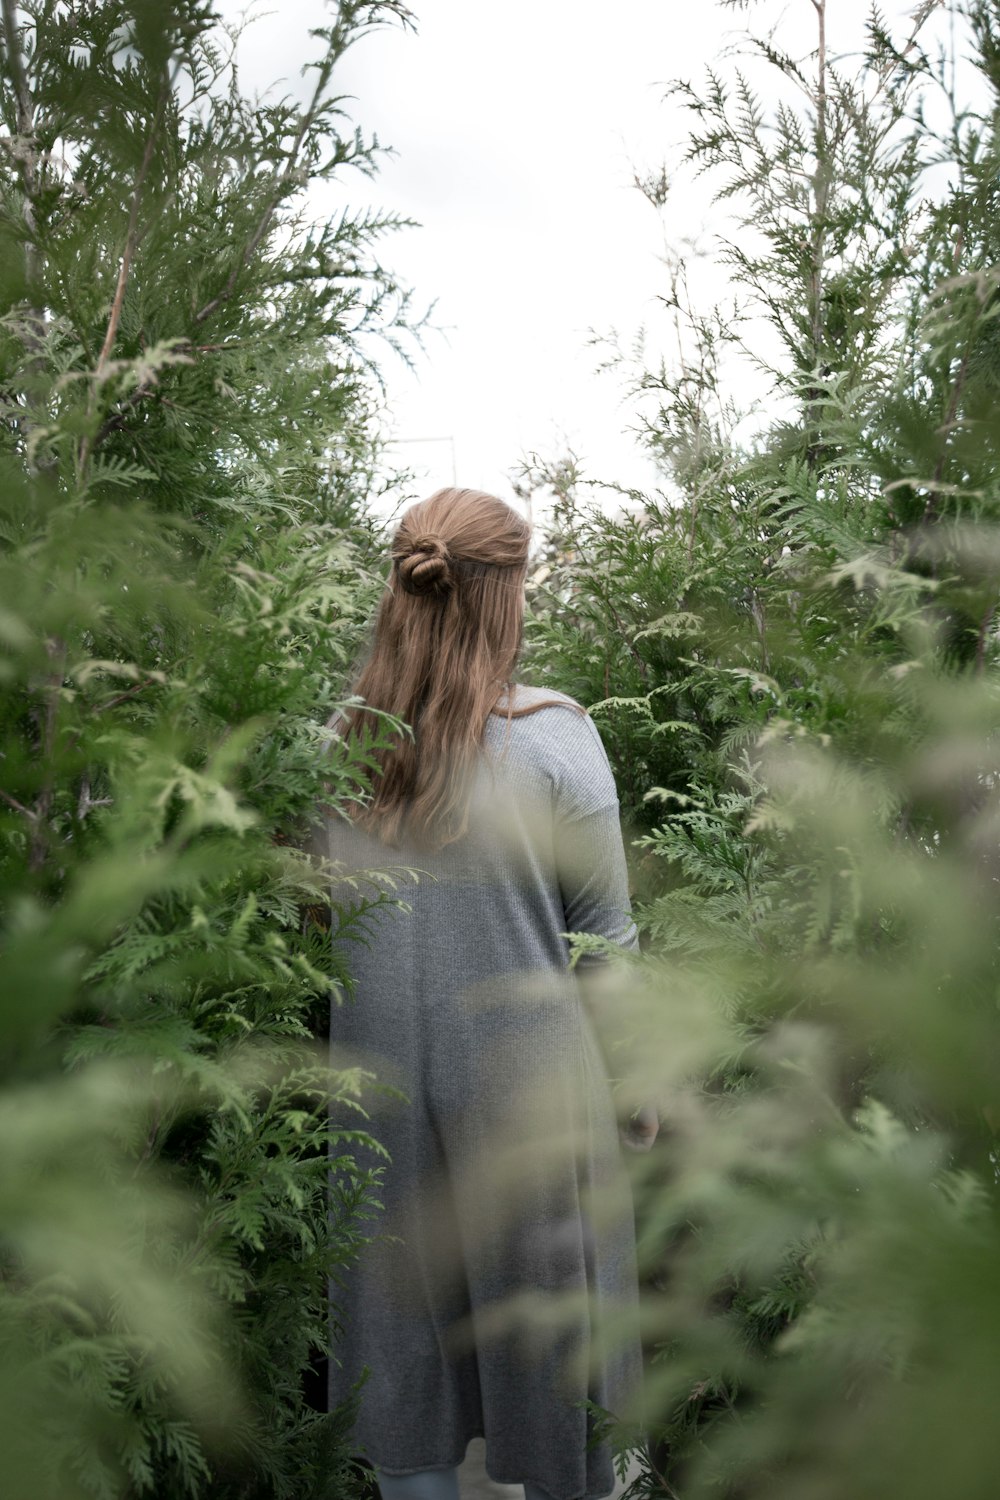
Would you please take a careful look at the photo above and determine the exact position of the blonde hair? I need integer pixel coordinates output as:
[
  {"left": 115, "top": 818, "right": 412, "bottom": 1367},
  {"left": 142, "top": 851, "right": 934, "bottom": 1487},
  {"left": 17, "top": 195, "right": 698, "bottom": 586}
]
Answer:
[{"left": 346, "top": 487, "right": 535, "bottom": 846}]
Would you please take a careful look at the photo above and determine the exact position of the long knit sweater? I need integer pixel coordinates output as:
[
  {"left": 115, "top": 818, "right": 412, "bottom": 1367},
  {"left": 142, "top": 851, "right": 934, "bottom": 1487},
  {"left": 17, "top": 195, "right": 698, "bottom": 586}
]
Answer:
[{"left": 318, "top": 687, "right": 643, "bottom": 1500}]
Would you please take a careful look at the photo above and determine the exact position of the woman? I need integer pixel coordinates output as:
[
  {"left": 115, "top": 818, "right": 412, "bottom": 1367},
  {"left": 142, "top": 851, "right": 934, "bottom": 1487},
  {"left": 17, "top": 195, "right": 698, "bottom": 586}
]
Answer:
[{"left": 318, "top": 487, "right": 650, "bottom": 1500}]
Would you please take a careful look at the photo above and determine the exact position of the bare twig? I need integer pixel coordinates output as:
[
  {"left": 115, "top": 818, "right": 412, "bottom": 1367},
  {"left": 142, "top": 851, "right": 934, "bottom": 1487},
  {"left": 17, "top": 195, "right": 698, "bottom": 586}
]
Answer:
[
  {"left": 644, "top": 1442, "right": 684, "bottom": 1500},
  {"left": 0, "top": 787, "right": 37, "bottom": 820},
  {"left": 134, "top": 1106, "right": 163, "bottom": 1169},
  {"left": 94, "top": 679, "right": 159, "bottom": 714},
  {"left": 76, "top": 777, "right": 113, "bottom": 821}
]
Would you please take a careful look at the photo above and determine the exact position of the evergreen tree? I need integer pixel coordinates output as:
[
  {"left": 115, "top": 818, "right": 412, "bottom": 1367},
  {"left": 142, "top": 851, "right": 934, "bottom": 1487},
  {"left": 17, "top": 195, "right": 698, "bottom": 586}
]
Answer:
[
  {"left": 0, "top": 3, "right": 413, "bottom": 1496},
  {"left": 524, "top": 2, "right": 1000, "bottom": 1495}
]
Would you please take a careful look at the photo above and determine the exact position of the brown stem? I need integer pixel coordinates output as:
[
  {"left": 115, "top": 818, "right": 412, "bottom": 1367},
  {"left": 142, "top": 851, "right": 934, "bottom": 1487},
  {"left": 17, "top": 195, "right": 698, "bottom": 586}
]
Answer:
[
  {"left": 94, "top": 91, "right": 168, "bottom": 375},
  {"left": 644, "top": 1438, "right": 684, "bottom": 1500},
  {"left": 0, "top": 787, "right": 36, "bottom": 820},
  {"left": 94, "top": 678, "right": 158, "bottom": 714},
  {"left": 685, "top": 495, "right": 699, "bottom": 567},
  {"left": 753, "top": 590, "right": 770, "bottom": 674},
  {"left": 134, "top": 1105, "right": 162, "bottom": 1170},
  {"left": 78, "top": 74, "right": 173, "bottom": 470}
]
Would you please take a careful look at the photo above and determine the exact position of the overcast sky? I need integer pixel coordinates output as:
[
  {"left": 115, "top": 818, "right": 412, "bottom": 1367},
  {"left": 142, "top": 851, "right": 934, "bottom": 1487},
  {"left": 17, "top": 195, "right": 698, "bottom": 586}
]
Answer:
[{"left": 223, "top": 0, "right": 940, "bottom": 515}]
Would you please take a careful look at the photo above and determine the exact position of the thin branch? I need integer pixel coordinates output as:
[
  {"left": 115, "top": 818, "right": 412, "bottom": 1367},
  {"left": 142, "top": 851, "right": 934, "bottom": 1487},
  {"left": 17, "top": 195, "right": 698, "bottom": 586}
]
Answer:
[
  {"left": 864, "top": 0, "right": 944, "bottom": 111},
  {"left": 193, "top": 44, "right": 339, "bottom": 326},
  {"left": 0, "top": 787, "right": 37, "bottom": 820},
  {"left": 94, "top": 679, "right": 159, "bottom": 714},
  {"left": 78, "top": 73, "right": 176, "bottom": 468},
  {"left": 92, "top": 339, "right": 246, "bottom": 445},
  {"left": 94, "top": 87, "right": 170, "bottom": 375},
  {"left": 76, "top": 777, "right": 112, "bottom": 821},
  {"left": 93, "top": 382, "right": 156, "bottom": 445},
  {"left": 644, "top": 1439, "right": 685, "bottom": 1500}
]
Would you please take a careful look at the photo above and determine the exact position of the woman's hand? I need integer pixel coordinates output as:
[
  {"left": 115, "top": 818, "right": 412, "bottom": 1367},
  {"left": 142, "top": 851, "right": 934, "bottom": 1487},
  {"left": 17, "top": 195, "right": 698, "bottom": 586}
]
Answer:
[{"left": 622, "top": 1102, "right": 659, "bottom": 1153}]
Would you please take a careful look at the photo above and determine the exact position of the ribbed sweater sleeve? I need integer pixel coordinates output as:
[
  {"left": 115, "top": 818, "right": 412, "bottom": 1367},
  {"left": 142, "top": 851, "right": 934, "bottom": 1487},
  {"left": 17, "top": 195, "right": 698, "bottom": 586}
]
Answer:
[{"left": 545, "top": 709, "right": 638, "bottom": 960}]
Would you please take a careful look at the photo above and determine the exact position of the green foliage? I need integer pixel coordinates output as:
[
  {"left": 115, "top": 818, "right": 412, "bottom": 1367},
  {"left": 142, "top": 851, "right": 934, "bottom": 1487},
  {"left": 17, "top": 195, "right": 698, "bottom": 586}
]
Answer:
[
  {"left": 524, "top": 2, "right": 1000, "bottom": 1495},
  {"left": 0, "top": 3, "right": 413, "bottom": 1496}
]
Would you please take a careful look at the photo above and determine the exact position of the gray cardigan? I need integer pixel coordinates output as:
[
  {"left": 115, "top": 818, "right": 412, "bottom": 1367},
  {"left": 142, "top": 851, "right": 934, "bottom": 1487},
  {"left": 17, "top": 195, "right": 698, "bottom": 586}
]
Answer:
[{"left": 319, "top": 687, "right": 642, "bottom": 1500}]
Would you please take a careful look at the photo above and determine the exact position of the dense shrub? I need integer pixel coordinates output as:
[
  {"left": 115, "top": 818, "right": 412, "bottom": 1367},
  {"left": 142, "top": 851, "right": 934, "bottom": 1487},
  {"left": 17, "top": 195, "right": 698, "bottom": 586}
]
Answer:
[
  {"left": 0, "top": 3, "right": 413, "bottom": 1496},
  {"left": 523, "top": 3, "right": 1000, "bottom": 1495}
]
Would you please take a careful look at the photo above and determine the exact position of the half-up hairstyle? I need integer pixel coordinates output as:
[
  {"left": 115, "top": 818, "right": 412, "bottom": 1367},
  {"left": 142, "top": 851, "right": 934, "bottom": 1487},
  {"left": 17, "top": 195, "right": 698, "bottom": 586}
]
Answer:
[{"left": 346, "top": 487, "right": 532, "bottom": 847}]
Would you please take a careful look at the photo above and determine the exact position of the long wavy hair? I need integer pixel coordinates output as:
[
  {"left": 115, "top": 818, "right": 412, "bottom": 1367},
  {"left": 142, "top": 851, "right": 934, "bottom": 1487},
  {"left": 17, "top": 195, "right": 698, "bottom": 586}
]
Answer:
[{"left": 346, "top": 487, "right": 536, "bottom": 847}]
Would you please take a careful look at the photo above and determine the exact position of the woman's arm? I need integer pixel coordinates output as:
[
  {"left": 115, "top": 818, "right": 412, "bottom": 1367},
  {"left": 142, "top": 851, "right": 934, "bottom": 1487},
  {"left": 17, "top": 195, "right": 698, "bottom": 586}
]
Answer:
[
  {"left": 555, "top": 801, "right": 638, "bottom": 959},
  {"left": 552, "top": 722, "right": 658, "bottom": 1151}
]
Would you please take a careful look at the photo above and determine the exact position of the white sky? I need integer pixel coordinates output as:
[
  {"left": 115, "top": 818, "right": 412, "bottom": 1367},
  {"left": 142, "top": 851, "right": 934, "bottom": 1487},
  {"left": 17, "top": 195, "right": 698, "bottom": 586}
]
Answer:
[{"left": 223, "top": 0, "right": 944, "bottom": 515}]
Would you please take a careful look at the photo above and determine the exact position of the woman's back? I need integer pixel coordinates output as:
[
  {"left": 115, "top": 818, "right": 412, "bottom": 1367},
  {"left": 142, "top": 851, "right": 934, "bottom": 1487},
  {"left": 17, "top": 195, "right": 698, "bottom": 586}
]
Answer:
[
  {"left": 322, "top": 686, "right": 636, "bottom": 1003},
  {"left": 321, "top": 488, "right": 642, "bottom": 1500},
  {"left": 322, "top": 686, "right": 641, "bottom": 1500}
]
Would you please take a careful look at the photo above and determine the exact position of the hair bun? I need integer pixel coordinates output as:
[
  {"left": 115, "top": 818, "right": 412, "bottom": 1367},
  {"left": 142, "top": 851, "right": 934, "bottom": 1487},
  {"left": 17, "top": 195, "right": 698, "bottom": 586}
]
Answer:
[{"left": 396, "top": 533, "right": 454, "bottom": 599}]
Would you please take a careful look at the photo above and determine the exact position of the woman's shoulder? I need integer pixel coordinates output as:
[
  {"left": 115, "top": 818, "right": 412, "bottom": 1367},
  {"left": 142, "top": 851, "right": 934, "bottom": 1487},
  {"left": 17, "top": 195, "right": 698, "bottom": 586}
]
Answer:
[
  {"left": 489, "top": 685, "right": 615, "bottom": 801},
  {"left": 493, "top": 683, "right": 589, "bottom": 718},
  {"left": 490, "top": 686, "right": 603, "bottom": 756}
]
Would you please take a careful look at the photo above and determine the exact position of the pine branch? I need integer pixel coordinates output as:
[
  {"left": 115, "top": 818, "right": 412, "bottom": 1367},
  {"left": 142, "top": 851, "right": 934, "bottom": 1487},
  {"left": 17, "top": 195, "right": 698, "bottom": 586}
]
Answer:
[
  {"left": 93, "top": 99, "right": 167, "bottom": 376},
  {"left": 193, "top": 48, "right": 337, "bottom": 328},
  {"left": 97, "top": 41, "right": 345, "bottom": 441},
  {"left": 93, "top": 338, "right": 250, "bottom": 445},
  {"left": 80, "top": 72, "right": 177, "bottom": 466}
]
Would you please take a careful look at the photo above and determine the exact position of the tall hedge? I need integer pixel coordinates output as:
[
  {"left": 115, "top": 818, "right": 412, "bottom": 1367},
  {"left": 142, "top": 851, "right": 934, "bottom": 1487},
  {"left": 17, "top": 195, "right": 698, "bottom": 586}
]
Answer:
[
  {"left": 524, "top": 2, "right": 1000, "bottom": 1496},
  {"left": 0, "top": 3, "right": 413, "bottom": 1496}
]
